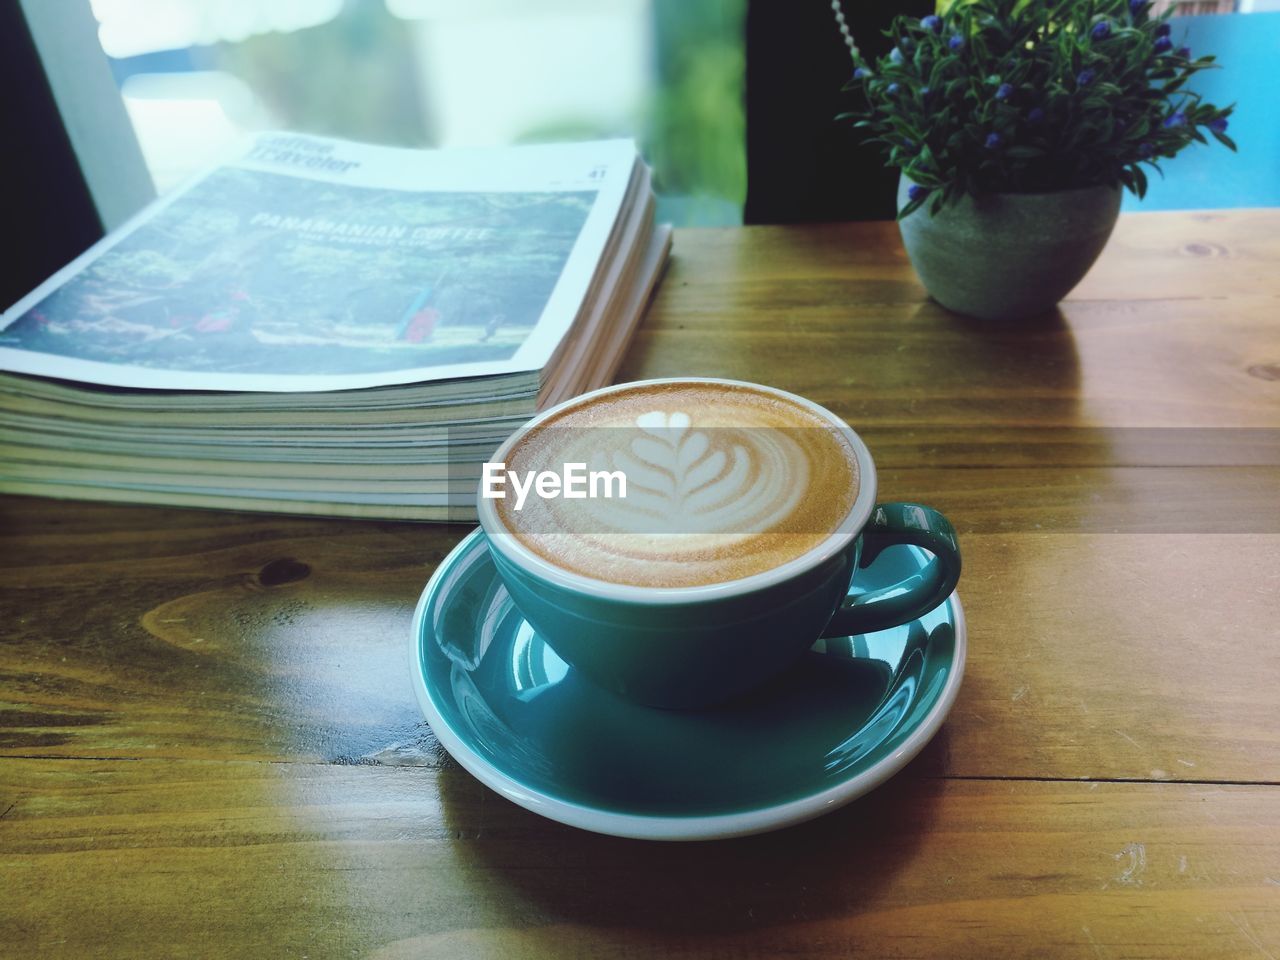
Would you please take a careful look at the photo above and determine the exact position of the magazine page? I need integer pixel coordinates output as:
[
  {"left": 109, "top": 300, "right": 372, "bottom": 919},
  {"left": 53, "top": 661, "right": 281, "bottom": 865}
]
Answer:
[{"left": 0, "top": 132, "right": 637, "bottom": 393}]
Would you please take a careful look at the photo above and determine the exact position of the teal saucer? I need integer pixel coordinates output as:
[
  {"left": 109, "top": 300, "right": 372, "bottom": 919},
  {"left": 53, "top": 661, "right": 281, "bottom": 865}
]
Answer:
[{"left": 409, "top": 530, "right": 966, "bottom": 841}]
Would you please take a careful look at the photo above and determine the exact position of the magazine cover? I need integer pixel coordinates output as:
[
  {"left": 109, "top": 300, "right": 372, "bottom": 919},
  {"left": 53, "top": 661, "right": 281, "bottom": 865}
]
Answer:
[{"left": 0, "top": 133, "right": 638, "bottom": 392}]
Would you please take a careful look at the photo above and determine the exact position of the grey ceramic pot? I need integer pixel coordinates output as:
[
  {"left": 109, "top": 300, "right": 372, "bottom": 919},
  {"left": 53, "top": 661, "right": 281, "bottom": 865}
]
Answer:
[{"left": 897, "top": 177, "right": 1122, "bottom": 321}]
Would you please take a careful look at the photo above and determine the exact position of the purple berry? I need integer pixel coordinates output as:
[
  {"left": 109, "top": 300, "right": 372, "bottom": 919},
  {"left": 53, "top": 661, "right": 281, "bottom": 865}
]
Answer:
[
  {"left": 921, "top": 14, "right": 942, "bottom": 33},
  {"left": 995, "top": 83, "right": 1014, "bottom": 101},
  {"left": 1091, "top": 21, "right": 1112, "bottom": 40},
  {"left": 1209, "top": 117, "right": 1229, "bottom": 134},
  {"left": 908, "top": 184, "right": 930, "bottom": 202},
  {"left": 1154, "top": 36, "right": 1173, "bottom": 54}
]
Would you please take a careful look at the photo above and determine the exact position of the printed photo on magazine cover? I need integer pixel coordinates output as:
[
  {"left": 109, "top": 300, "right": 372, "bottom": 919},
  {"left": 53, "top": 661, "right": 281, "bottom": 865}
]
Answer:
[{"left": 1, "top": 168, "right": 595, "bottom": 377}]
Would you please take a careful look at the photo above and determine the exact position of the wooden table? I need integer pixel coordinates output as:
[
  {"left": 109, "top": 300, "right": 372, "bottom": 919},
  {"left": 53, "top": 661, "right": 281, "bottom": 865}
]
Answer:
[{"left": 3, "top": 211, "right": 1278, "bottom": 958}]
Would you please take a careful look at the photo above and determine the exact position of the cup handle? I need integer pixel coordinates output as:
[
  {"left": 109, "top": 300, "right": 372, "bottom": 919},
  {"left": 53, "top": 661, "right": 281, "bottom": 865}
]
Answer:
[{"left": 820, "top": 502, "right": 962, "bottom": 638}]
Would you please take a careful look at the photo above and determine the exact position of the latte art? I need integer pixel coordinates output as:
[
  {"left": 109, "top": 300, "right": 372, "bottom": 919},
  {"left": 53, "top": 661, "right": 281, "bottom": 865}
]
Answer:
[
  {"left": 581, "top": 409, "right": 807, "bottom": 536},
  {"left": 493, "top": 382, "right": 861, "bottom": 588}
]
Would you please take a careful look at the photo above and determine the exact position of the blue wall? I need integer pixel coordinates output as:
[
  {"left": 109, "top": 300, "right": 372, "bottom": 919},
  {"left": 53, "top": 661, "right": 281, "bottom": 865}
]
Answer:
[{"left": 1122, "top": 12, "right": 1280, "bottom": 211}]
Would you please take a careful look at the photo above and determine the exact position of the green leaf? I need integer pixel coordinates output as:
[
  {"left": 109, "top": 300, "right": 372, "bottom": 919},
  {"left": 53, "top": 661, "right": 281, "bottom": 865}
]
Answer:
[
  {"left": 1212, "top": 131, "right": 1238, "bottom": 151},
  {"left": 897, "top": 195, "right": 929, "bottom": 219},
  {"left": 840, "top": 0, "right": 1236, "bottom": 214},
  {"left": 1132, "top": 164, "right": 1148, "bottom": 198}
]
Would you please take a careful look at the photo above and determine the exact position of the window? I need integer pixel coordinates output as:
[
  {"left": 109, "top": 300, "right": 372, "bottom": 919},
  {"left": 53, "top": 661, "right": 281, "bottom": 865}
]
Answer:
[{"left": 85, "top": 0, "right": 747, "bottom": 225}]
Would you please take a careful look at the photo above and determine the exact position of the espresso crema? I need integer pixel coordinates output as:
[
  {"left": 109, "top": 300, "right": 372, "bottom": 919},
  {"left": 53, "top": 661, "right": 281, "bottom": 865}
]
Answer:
[{"left": 492, "top": 382, "right": 861, "bottom": 588}]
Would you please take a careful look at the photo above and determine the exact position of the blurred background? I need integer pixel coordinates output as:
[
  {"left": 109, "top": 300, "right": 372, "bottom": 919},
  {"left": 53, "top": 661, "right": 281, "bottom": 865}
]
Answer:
[
  {"left": 14, "top": 0, "right": 1280, "bottom": 230},
  {"left": 87, "top": 0, "right": 747, "bottom": 226}
]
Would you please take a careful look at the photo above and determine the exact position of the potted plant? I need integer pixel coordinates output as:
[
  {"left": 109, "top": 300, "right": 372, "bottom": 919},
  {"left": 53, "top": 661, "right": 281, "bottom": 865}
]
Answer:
[{"left": 845, "top": 0, "right": 1236, "bottom": 320}]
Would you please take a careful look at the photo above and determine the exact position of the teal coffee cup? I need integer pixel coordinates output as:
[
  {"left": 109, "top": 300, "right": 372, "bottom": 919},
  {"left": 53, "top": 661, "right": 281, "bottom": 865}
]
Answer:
[{"left": 476, "top": 378, "right": 961, "bottom": 709}]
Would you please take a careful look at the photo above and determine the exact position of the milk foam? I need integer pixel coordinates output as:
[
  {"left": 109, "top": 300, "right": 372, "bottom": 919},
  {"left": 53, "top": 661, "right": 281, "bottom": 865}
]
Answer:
[{"left": 494, "top": 382, "right": 860, "bottom": 588}]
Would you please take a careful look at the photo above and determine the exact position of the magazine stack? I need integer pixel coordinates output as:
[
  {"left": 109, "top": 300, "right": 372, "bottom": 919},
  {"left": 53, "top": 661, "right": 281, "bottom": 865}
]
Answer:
[{"left": 0, "top": 133, "right": 670, "bottom": 520}]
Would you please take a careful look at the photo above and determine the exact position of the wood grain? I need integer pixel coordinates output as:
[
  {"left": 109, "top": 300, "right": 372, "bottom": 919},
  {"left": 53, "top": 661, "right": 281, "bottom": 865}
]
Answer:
[
  {"left": 620, "top": 230, "right": 1280, "bottom": 432},
  {"left": 3, "top": 211, "right": 1280, "bottom": 958},
  {"left": 3, "top": 506, "right": 1277, "bottom": 780},
  {"left": 643, "top": 209, "right": 1280, "bottom": 304},
  {"left": 1, "top": 758, "right": 1278, "bottom": 960}
]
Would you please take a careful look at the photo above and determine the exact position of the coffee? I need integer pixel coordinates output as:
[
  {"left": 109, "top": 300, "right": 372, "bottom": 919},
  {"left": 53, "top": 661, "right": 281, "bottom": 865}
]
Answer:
[{"left": 492, "top": 381, "right": 860, "bottom": 588}]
